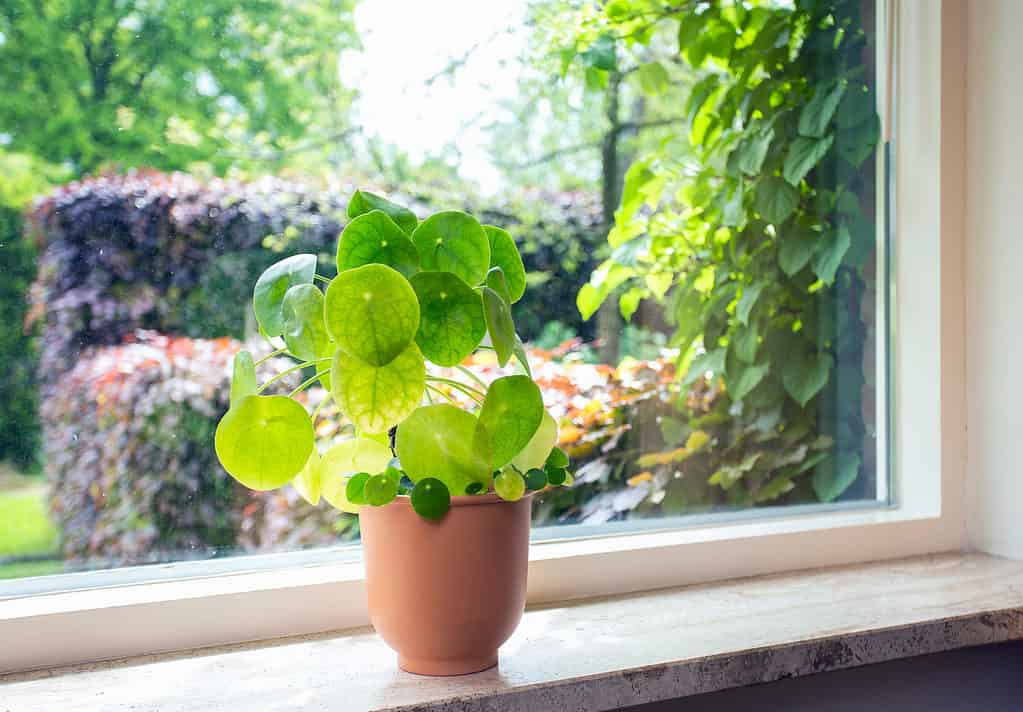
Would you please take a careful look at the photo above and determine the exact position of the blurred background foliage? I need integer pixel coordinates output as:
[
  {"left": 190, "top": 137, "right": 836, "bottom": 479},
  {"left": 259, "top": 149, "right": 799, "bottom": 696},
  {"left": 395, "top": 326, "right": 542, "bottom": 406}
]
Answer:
[{"left": 0, "top": 0, "right": 880, "bottom": 574}]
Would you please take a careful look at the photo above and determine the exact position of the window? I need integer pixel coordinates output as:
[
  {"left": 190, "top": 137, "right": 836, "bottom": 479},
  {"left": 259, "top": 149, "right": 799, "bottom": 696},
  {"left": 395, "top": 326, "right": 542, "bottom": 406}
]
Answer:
[{"left": 0, "top": 0, "right": 962, "bottom": 673}]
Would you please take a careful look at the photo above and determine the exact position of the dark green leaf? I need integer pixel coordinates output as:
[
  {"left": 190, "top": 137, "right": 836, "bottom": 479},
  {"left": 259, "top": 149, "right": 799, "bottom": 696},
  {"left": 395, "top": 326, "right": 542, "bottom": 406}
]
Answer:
[
  {"left": 410, "top": 271, "right": 486, "bottom": 366},
  {"left": 735, "top": 282, "right": 764, "bottom": 325},
  {"left": 411, "top": 211, "right": 490, "bottom": 285},
  {"left": 798, "top": 81, "right": 846, "bottom": 138},
  {"left": 836, "top": 85, "right": 875, "bottom": 129},
  {"left": 778, "top": 226, "right": 820, "bottom": 276},
  {"left": 727, "top": 361, "right": 769, "bottom": 401},
  {"left": 812, "top": 223, "right": 851, "bottom": 284},
  {"left": 813, "top": 451, "right": 861, "bottom": 502},
  {"left": 783, "top": 135, "right": 834, "bottom": 186},
  {"left": 836, "top": 115, "right": 880, "bottom": 167},
  {"left": 755, "top": 177, "right": 800, "bottom": 224},
  {"left": 348, "top": 190, "right": 418, "bottom": 235},
  {"left": 582, "top": 33, "right": 617, "bottom": 71},
  {"left": 483, "top": 225, "right": 526, "bottom": 302},
  {"left": 684, "top": 348, "right": 726, "bottom": 386},
  {"left": 485, "top": 266, "right": 512, "bottom": 304},
  {"left": 737, "top": 127, "right": 774, "bottom": 175},
  {"left": 252, "top": 254, "right": 317, "bottom": 336},
  {"left": 782, "top": 350, "right": 833, "bottom": 406},
  {"left": 733, "top": 322, "right": 759, "bottom": 363}
]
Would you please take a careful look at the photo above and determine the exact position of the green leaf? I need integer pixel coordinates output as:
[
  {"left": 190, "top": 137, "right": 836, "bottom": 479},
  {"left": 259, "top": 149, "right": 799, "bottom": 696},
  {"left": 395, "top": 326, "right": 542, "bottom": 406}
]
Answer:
[
  {"left": 412, "top": 211, "right": 490, "bottom": 285},
  {"left": 582, "top": 33, "right": 616, "bottom": 71},
  {"left": 410, "top": 271, "right": 486, "bottom": 366},
  {"left": 478, "top": 375, "right": 544, "bottom": 468},
  {"left": 292, "top": 449, "right": 322, "bottom": 506},
  {"left": 512, "top": 336, "right": 533, "bottom": 378},
  {"left": 332, "top": 343, "right": 425, "bottom": 434},
  {"left": 812, "top": 223, "right": 851, "bottom": 285},
  {"left": 733, "top": 323, "right": 759, "bottom": 364},
  {"left": 619, "top": 286, "right": 644, "bottom": 321},
  {"left": 778, "top": 226, "right": 820, "bottom": 276},
  {"left": 230, "top": 350, "right": 257, "bottom": 408},
  {"left": 348, "top": 189, "right": 418, "bottom": 235},
  {"left": 637, "top": 61, "right": 670, "bottom": 94},
  {"left": 783, "top": 135, "right": 834, "bottom": 186},
  {"left": 324, "top": 263, "right": 419, "bottom": 367},
  {"left": 281, "top": 284, "right": 333, "bottom": 363},
  {"left": 395, "top": 404, "right": 493, "bottom": 494},
  {"left": 684, "top": 348, "right": 726, "bottom": 386},
  {"left": 337, "top": 210, "right": 420, "bottom": 278},
  {"left": 755, "top": 177, "right": 800, "bottom": 225},
  {"left": 727, "top": 361, "right": 769, "bottom": 401},
  {"left": 320, "top": 437, "right": 395, "bottom": 513},
  {"left": 836, "top": 84, "right": 874, "bottom": 129},
  {"left": 798, "top": 81, "right": 846, "bottom": 138},
  {"left": 485, "top": 266, "right": 512, "bottom": 304},
  {"left": 577, "top": 262, "right": 635, "bottom": 320},
  {"left": 510, "top": 410, "right": 558, "bottom": 472},
  {"left": 737, "top": 127, "right": 774, "bottom": 175},
  {"left": 252, "top": 254, "right": 317, "bottom": 336},
  {"left": 481, "top": 285, "right": 516, "bottom": 367},
  {"left": 215, "top": 395, "right": 314, "bottom": 491},
  {"left": 782, "top": 350, "right": 833, "bottom": 406},
  {"left": 736, "top": 282, "right": 764, "bottom": 325},
  {"left": 813, "top": 451, "right": 861, "bottom": 502},
  {"left": 836, "top": 115, "right": 880, "bottom": 167},
  {"left": 483, "top": 225, "right": 526, "bottom": 303}
]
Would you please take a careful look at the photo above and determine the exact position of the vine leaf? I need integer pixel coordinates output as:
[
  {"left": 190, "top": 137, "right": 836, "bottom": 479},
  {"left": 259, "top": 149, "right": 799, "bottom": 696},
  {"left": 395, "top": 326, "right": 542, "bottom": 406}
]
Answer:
[
  {"left": 735, "top": 282, "right": 764, "bottom": 325},
  {"left": 252, "top": 254, "right": 317, "bottom": 336},
  {"left": 215, "top": 395, "right": 314, "bottom": 490},
  {"left": 737, "top": 127, "right": 774, "bottom": 175},
  {"left": 337, "top": 210, "right": 420, "bottom": 278},
  {"left": 755, "top": 177, "right": 799, "bottom": 225},
  {"left": 411, "top": 211, "right": 490, "bottom": 285},
  {"left": 798, "top": 81, "right": 847, "bottom": 138},
  {"left": 410, "top": 271, "right": 486, "bottom": 366},
  {"left": 778, "top": 226, "right": 820, "bottom": 276},
  {"left": 683, "top": 347, "right": 726, "bottom": 386},
  {"left": 332, "top": 343, "right": 425, "bottom": 434},
  {"left": 478, "top": 375, "right": 544, "bottom": 468},
  {"left": 782, "top": 351, "right": 833, "bottom": 407},
  {"left": 347, "top": 189, "right": 418, "bottom": 235},
  {"left": 783, "top": 135, "right": 834, "bottom": 186},
  {"left": 813, "top": 451, "right": 861, "bottom": 502},
  {"left": 812, "top": 224, "right": 851, "bottom": 285},
  {"left": 324, "top": 263, "right": 419, "bottom": 366},
  {"left": 727, "top": 361, "right": 769, "bottom": 401}
]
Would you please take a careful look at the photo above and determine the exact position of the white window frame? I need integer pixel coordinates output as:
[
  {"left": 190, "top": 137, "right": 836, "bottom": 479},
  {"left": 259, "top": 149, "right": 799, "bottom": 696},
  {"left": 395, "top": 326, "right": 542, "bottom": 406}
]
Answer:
[{"left": 0, "top": 0, "right": 966, "bottom": 675}]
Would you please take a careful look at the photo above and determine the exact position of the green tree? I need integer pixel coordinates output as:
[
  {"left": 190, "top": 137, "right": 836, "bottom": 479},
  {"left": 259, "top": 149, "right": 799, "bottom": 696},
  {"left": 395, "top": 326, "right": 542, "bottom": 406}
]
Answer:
[
  {"left": 564, "top": 0, "right": 880, "bottom": 506},
  {"left": 0, "top": 0, "right": 358, "bottom": 176}
]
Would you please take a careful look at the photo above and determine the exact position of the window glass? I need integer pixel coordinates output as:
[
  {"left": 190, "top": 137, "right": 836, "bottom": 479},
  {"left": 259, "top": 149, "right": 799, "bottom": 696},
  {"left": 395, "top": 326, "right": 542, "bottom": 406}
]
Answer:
[{"left": 0, "top": 0, "right": 885, "bottom": 585}]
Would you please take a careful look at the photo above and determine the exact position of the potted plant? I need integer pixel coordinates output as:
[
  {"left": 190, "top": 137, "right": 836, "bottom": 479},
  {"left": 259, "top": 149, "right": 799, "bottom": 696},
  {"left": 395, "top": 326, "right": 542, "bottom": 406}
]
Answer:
[{"left": 214, "top": 190, "right": 572, "bottom": 676}]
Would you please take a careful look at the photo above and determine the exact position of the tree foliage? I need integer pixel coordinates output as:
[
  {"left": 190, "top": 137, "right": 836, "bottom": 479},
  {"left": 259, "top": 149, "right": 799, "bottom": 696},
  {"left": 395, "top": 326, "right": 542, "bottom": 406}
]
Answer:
[
  {"left": 565, "top": 0, "right": 880, "bottom": 505},
  {"left": 0, "top": 0, "right": 358, "bottom": 176}
]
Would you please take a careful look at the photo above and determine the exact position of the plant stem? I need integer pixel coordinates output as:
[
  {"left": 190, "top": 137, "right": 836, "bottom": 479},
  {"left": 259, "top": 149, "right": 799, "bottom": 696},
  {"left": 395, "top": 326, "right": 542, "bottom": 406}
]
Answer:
[
  {"left": 313, "top": 274, "right": 331, "bottom": 285},
  {"left": 253, "top": 347, "right": 287, "bottom": 367},
  {"left": 455, "top": 365, "right": 488, "bottom": 391},
  {"left": 289, "top": 369, "right": 332, "bottom": 397},
  {"left": 425, "top": 383, "right": 461, "bottom": 406},
  {"left": 425, "top": 376, "right": 485, "bottom": 403},
  {"left": 310, "top": 392, "right": 333, "bottom": 422},
  {"left": 256, "top": 361, "right": 315, "bottom": 393}
]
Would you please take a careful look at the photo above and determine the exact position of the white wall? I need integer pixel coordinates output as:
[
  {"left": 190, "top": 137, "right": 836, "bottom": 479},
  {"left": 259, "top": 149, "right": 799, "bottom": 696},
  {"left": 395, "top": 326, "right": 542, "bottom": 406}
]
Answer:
[{"left": 965, "top": 0, "right": 1023, "bottom": 557}]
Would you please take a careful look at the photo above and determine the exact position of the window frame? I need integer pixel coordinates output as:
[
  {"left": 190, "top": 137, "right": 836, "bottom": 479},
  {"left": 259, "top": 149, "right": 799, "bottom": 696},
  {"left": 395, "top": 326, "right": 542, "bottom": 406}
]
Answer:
[{"left": 0, "top": 0, "right": 967, "bottom": 675}]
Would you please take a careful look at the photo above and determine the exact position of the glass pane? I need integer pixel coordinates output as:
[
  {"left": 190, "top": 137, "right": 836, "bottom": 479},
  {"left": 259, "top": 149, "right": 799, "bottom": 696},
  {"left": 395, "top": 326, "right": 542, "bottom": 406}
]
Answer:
[{"left": 0, "top": 0, "right": 886, "bottom": 586}]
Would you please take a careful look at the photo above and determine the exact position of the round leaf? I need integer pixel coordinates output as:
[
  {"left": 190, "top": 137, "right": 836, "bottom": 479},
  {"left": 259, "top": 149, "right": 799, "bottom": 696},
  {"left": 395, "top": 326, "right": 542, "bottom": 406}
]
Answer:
[
  {"left": 337, "top": 210, "right": 420, "bottom": 278},
  {"left": 281, "top": 284, "right": 333, "bottom": 362},
  {"left": 410, "top": 478, "right": 451, "bottom": 520},
  {"left": 332, "top": 342, "right": 425, "bottom": 434},
  {"left": 364, "top": 473, "right": 398, "bottom": 506},
  {"left": 483, "top": 225, "right": 526, "bottom": 303},
  {"left": 510, "top": 410, "right": 558, "bottom": 472},
  {"left": 253, "top": 254, "right": 317, "bottom": 336},
  {"left": 481, "top": 285, "right": 515, "bottom": 367},
  {"left": 478, "top": 375, "right": 544, "bottom": 468},
  {"left": 320, "top": 437, "right": 394, "bottom": 513},
  {"left": 215, "top": 395, "right": 314, "bottom": 491},
  {"left": 410, "top": 271, "right": 486, "bottom": 366},
  {"left": 324, "top": 263, "right": 419, "bottom": 366},
  {"left": 395, "top": 404, "right": 492, "bottom": 494},
  {"left": 230, "top": 350, "right": 257, "bottom": 408},
  {"left": 411, "top": 211, "right": 490, "bottom": 285},
  {"left": 292, "top": 449, "right": 323, "bottom": 506},
  {"left": 348, "top": 189, "right": 418, "bottom": 235}
]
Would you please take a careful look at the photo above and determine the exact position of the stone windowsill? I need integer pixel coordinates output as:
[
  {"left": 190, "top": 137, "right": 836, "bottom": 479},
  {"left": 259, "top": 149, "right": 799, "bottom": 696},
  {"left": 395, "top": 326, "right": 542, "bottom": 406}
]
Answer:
[{"left": 2, "top": 553, "right": 1022, "bottom": 711}]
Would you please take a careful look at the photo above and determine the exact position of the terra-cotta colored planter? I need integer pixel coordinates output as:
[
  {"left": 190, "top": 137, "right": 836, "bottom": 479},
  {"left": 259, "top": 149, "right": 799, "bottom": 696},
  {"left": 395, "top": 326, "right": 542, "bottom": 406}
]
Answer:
[{"left": 359, "top": 491, "right": 532, "bottom": 676}]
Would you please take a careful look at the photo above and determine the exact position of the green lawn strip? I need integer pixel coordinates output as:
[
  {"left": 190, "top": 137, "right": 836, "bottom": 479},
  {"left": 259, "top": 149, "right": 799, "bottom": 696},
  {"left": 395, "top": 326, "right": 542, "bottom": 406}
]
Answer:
[{"left": 0, "top": 485, "right": 59, "bottom": 558}]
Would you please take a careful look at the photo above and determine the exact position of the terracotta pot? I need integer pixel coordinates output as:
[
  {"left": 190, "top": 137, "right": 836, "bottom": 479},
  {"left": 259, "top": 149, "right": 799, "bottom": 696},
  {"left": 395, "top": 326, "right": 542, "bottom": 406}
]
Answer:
[{"left": 359, "top": 492, "right": 532, "bottom": 676}]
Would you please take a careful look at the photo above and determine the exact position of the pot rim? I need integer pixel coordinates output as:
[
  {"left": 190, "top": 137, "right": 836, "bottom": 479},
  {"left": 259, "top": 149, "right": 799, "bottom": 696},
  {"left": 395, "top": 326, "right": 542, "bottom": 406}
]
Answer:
[{"left": 388, "top": 491, "right": 536, "bottom": 508}]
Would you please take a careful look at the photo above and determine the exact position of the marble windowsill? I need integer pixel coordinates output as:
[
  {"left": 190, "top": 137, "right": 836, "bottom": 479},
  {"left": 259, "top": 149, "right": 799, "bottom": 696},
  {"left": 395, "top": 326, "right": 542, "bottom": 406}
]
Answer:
[{"left": 2, "top": 553, "right": 1022, "bottom": 712}]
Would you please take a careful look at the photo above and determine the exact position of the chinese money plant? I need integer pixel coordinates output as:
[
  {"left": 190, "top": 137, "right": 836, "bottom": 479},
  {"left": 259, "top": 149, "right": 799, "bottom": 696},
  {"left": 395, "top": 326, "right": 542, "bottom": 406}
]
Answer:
[{"left": 215, "top": 191, "right": 571, "bottom": 520}]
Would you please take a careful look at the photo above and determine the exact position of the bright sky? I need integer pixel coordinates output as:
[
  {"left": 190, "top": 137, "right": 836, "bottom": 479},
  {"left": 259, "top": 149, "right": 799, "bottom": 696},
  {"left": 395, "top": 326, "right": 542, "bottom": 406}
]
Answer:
[{"left": 339, "top": 0, "right": 529, "bottom": 194}]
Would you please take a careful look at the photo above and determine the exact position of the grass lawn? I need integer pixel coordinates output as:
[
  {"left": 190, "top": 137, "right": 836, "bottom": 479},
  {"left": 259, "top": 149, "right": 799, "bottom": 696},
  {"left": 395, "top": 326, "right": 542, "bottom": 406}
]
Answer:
[{"left": 0, "top": 463, "right": 61, "bottom": 580}]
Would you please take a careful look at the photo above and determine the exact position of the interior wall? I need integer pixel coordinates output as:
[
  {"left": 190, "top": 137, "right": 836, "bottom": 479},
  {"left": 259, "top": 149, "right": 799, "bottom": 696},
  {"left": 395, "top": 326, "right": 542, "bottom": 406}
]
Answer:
[{"left": 964, "top": 0, "right": 1023, "bottom": 558}]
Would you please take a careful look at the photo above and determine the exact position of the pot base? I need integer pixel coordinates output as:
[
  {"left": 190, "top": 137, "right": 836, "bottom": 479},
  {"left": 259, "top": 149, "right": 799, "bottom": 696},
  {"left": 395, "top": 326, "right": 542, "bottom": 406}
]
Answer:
[{"left": 399, "top": 653, "right": 498, "bottom": 677}]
